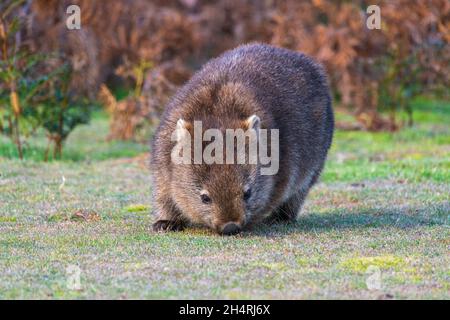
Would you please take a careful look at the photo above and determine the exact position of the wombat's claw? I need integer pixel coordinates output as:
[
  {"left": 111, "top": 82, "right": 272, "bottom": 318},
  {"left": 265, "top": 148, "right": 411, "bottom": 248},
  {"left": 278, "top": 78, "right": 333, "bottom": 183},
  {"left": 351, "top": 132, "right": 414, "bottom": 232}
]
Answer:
[{"left": 152, "top": 219, "right": 184, "bottom": 232}]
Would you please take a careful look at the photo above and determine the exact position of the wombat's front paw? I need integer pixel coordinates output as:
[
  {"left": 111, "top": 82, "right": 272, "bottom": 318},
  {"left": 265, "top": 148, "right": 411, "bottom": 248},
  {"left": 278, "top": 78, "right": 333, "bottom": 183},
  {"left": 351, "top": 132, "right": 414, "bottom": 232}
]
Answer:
[{"left": 152, "top": 219, "right": 184, "bottom": 232}]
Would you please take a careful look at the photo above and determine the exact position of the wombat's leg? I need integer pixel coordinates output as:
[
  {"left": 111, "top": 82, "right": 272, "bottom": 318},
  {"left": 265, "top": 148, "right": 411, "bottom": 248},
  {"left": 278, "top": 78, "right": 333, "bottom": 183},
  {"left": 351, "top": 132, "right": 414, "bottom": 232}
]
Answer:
[
  {"left": 152, "top": 197, "right": 186, "bottom": 232},
  {"left": 268, "top": 168, "right": 324, "bottom": 224},
  {"left": 266, "top": 191, "right": 306, "bottom": 224},
  {"left": 152, "top": 218, "right": 185, "bottom": 232}
]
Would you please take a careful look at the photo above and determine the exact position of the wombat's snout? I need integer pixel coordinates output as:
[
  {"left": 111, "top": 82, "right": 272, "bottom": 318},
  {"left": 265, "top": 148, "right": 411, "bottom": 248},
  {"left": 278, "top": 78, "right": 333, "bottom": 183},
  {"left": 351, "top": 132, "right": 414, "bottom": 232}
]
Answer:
[{"left": 220, "top": 222, "right": 242, "bottom": 236}]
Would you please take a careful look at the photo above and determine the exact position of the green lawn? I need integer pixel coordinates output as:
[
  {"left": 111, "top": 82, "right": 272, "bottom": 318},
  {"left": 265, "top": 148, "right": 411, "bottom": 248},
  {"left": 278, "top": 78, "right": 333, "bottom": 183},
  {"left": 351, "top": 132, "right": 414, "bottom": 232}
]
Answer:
[{"left": 0, "top": 98, "right": 449, "bottom": 299}]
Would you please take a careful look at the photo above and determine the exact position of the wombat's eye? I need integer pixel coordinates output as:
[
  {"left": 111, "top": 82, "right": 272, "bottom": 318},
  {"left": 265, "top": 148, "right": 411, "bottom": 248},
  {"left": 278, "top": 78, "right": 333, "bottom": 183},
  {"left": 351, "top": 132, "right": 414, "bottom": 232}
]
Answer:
[
  {"left": 243, "top": 189, "right": 251, "bottom": 201},
  {"left": 201, "top": 194, "right": 212, "bottom": 204}
]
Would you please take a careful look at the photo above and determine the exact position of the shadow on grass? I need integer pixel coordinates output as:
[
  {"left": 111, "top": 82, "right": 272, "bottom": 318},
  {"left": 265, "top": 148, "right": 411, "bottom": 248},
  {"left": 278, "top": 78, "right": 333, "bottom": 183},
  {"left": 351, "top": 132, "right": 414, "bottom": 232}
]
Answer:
[{"left": 250, "top": 203, "right": 449, "bottom": 237}]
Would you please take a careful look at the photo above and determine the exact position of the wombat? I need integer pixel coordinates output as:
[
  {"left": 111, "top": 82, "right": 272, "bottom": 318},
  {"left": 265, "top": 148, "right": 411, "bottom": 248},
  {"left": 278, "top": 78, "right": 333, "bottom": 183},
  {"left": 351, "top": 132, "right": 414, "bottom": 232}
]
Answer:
[{"left": 150, "top": 43, "right": 334, "bottom": 235}]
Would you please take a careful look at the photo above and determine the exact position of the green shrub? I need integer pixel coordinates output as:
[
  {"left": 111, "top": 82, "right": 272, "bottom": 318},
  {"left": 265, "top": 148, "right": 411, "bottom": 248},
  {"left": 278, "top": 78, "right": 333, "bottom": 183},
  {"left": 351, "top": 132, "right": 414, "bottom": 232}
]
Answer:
[{"left": 0, "top": 0, "right": 92, "bottom": 160}]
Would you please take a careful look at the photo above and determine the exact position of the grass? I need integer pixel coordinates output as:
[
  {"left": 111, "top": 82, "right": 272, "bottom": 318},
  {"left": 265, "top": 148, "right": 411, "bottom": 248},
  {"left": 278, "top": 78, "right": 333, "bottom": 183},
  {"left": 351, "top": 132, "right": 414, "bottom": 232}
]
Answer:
[
  {"left": 0, "top": 97, "right": 449, "bottom": 299},
  {"left": 0, "top": 111, "right": 147, "bottom": 161},
  {"left": 339, "top": 255, "right": 407, "bottom": 272}
]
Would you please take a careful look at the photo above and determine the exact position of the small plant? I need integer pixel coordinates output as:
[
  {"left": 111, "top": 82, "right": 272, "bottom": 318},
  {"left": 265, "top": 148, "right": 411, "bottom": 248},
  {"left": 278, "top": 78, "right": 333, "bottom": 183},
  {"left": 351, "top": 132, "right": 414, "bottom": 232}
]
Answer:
[
  {"left": 100, "top": 58, "right": 154, "bottom": 141},
  {"left": 1, "top": 0, "right": 30, "bottom": 159},
  {"left": 0, "top": 0, "right": 92, "bottom": 160},
  {"left": 33, "top": 63, "right": 91, "bottom": 160}
]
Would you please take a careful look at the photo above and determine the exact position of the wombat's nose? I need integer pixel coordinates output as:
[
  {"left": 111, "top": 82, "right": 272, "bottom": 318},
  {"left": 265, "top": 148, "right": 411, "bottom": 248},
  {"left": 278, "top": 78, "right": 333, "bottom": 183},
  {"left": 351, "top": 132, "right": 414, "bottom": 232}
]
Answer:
[{"left": 221, "top": 222, "right": 241, "bottom": 235}]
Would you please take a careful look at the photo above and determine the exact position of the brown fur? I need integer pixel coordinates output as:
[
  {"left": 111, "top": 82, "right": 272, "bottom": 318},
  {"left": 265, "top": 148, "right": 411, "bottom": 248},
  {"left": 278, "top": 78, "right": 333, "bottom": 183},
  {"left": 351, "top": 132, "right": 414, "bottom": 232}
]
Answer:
[{"left": 150, "top": 43, "right": 334, "bottom": 234}]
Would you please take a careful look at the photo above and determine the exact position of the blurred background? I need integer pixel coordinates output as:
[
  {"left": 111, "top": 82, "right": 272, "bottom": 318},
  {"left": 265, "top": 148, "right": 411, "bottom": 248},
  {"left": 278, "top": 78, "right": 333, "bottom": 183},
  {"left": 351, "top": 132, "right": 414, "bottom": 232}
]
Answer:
[{"left": 0, "top": 0, "right": 448, "bottom": 160}]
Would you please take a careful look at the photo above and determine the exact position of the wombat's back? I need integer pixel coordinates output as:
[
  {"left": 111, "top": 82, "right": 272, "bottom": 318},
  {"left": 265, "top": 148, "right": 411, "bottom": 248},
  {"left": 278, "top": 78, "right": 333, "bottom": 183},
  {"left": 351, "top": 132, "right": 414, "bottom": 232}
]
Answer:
[{"left": 183, "top": 43, "right": 334, "bottom": 204}]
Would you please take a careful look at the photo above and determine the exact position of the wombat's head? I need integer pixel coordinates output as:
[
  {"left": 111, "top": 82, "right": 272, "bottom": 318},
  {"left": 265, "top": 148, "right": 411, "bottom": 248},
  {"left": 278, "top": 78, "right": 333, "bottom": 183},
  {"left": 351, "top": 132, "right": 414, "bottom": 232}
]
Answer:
[{"left": 169, "top": 115, "right": 274, "bottom": 235}]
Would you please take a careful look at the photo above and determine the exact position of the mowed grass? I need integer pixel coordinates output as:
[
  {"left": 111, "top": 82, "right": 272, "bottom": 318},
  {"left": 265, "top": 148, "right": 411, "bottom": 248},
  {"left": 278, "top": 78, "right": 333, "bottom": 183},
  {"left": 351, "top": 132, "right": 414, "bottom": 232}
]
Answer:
[{"left": 0, "top": 98, "right": 449, "bottom": 299}]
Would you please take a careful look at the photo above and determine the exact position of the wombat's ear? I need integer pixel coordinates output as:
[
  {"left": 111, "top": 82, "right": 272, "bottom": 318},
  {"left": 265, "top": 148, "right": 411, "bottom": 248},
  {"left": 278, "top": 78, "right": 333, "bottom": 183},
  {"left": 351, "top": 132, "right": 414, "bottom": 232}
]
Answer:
[
  {"left": 175, "top": 119, "right": 189, "bottom": 142},
  {"left": 245, "top": 115, "right": 261, "bottom": 132}
]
